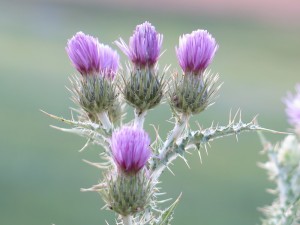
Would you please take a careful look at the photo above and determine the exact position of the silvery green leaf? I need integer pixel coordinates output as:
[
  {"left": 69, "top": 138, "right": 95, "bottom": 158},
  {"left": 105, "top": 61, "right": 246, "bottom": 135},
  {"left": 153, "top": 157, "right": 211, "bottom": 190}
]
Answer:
[{"left": 153, "top": 193, "right": 181, "bottom": 225}]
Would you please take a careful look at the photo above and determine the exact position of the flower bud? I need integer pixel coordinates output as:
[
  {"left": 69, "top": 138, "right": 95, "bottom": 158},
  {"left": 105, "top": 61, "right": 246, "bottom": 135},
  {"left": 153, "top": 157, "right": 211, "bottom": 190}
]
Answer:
[
  {"left": 170, "top": 30, "right": 219, "bottom": 115},
  {"left": 111, "top": 126, "right": 151, "bottom": 174},
  {"left": 116, "top": 21, "right": 163, "bottom": 69},
  {"left": 116, "top": 22, "right": 165, "bottom": 112},
  {"left": 98, "top": 126, "right": 153, "bottom": 216},
  {"left": 176, "top": 30, "right": 218, "bottom": 76},
  {"left": 66, "top": 32, "right": 101, "bottom": 76},
  {"left": 66, "top": 32, "right": 119, "bottom": 79},
  {"left": 66, "top": 32, "right": 120, "bottom": 121}
]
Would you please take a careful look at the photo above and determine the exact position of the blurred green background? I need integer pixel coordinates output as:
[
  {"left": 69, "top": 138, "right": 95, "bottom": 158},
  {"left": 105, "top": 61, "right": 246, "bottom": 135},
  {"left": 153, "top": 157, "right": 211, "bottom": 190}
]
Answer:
[{"left": 1, "top": 0, "right": 300, "bottom": 224}]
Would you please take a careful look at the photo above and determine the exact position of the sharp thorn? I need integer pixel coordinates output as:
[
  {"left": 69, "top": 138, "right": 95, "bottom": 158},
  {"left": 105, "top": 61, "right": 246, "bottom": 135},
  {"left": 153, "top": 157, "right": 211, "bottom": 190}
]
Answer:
[{"left": 197, "top": 150, "right": 203, "bottom": 164}]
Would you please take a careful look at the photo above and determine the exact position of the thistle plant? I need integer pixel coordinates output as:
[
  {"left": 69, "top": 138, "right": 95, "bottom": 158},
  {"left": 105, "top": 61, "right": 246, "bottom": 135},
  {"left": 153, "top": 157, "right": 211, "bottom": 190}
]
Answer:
[
  {"left": 259, "top": 85, "right": 300, "bottom": 225},
  {"left": 44, "top": 21, "right": 281, "bottom": 225}
]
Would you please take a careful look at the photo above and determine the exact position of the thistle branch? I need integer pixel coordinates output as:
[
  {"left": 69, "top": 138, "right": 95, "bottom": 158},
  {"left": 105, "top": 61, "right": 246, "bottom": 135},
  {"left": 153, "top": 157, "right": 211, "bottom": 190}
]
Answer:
[
  {"left": 41, "top": 109, "right": 102, "bottom": 130},
  {"left": 158, "top": 114, "right": 189, "bottom": 161},
  {"left": 152, "top": 117, "right": 285, "bottom": 179}
]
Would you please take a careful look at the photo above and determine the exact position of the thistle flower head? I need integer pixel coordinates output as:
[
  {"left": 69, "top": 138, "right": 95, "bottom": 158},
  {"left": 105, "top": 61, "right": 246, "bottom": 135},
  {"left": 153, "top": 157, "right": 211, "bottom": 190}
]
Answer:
[
  {"left": 66, "top": 31, "right": 119, "bottom": 79},
  {"left": 66, "top": 32, "right": 101, "bottom": 75},
  {"left": 111, "top": 126, "right": 151, "bottom": 174},
  {"left": 116, "top": 21, "right": 163, "bottom": 68},
  {"left": 284, "top": 84, "right": 300, "bottom": 129},
  {"left": 176, "top": 30, "right": 218, "bottom": 75}
]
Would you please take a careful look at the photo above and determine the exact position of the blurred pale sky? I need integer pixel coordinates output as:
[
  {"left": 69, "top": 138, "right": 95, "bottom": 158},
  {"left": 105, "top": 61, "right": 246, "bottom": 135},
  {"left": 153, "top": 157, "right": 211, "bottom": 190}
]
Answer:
[{"left": 28, "top": 0, "right": 300, "bottom": 27}]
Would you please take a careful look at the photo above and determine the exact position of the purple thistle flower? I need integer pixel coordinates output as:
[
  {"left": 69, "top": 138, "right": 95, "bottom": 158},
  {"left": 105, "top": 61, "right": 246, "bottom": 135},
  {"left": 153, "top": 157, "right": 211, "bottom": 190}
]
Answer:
[
  {"left": 284, "top": 84, "right": 300, "bottom": 128},
  {"left": 111, "top": 126, "right": 151, "bottom": 174},
  {"left": 115, "top": 21, "right": 163, "bottom": 68},
  {"left": 66, "top": 32, "right": 119, "bottom": 79},
  {"left": 66, "top": 32, "right": 101, "bottom": 75},
  {"left": 176, "top": 29, "right": 218, "bottom": 75}
]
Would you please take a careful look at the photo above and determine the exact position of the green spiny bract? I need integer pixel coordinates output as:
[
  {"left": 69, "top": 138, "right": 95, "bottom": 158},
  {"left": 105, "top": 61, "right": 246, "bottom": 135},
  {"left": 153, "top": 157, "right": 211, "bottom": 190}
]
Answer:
[
  {"left": 100, "top": 169, "right": 154, "bottom": 216},
  {"left": 71, "top": 75, "right": 118, "bottom": 122},
  {"left": 122, "top": 67, "right": 166, "bottom": 113},
  {"left": 169, "top": 71, "right": 220, "bottom": 115}
]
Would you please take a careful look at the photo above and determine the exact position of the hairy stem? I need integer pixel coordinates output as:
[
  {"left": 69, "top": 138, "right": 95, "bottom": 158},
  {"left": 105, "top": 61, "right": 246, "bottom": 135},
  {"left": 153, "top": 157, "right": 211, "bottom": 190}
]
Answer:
[
  {"left": 158, "top": 114, "right": 189, "bottom": 160},
  {"left": 134, "top": 109, "right": 147, "bottom": 129},
  {"left": 151, "top": 114, "right": 189, "bottom": 179},
  {"left": 122, "top": 215, "right": 133, "bottom": 225},
  {"left": 98, "top": 111, "right": 113, "bottom": 131}
]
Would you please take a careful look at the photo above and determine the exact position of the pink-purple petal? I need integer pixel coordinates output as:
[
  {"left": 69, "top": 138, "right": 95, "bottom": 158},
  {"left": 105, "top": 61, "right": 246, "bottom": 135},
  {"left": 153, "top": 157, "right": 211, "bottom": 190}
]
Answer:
[
  {"left": 116, "top": 21, "right": 163, "bottom": 68},
  {"left": 66, "top": 32, "right": 119, "bottom": 79},
  {"left": 176, "top": 29, "right": 218, "bottom": 75},
  {"left": 111, "top": 126, "right": 151, "bottom": 174}
]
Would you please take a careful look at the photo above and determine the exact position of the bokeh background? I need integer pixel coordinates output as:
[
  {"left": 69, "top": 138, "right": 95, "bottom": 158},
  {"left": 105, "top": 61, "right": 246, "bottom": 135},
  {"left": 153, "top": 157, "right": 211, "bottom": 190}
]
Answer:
[{"left": 1, "top": 0, "right": 300, "bottom": 224}]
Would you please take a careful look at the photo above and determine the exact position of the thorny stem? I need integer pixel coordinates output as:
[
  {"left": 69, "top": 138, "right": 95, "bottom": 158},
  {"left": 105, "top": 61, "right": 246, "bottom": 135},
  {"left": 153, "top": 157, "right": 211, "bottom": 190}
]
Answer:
[
  {"left": 98, "top": 111, "right": 113, "bottom": 131},
  {"left": 151, "top": 118, "right": 281, "bottom": 180},
  {"left": 122, "top": 215, "right": 133, "bottom": 225},
  {"left": 158, "top": 114, "right": 189, "bottom": 160},
  {"left": 134, "top": 109, "right": 147, "bottom": 128},
  {"left": 151, "top": 114, "right": 189, "bottom": 180}
]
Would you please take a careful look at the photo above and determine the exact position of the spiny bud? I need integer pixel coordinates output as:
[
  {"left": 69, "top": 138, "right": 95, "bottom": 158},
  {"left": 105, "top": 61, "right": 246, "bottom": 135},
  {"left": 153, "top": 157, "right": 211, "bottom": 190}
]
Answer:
[
  {"left": 100, "top": 169, "right": 153, "bottom": 216},
  {"left": 99, "top": 126, "right": 153, "bottom": 215},
  {"left": 170, "top": 29, "right": 219, "bottom": 115},
  {"left": 71, "top": 75, "right": 117, "bottom": 121},
  {"left": 116, "top": 22, "right": 165, "bottom": 112},
  {"left": 122, "top": 67, "right": 165, "bottom": 112},
  {"left": 66, "top": 32, "right": 120, "bottom": 121},
  {"left": 170, "top": 71, "right": 220, "bottom": 115}
]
